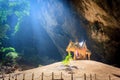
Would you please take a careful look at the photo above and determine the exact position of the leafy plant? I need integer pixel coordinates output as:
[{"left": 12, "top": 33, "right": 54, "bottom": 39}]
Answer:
[
  {"left": 0, "top": 24, "right": 10, "bottom": 39},
  {"left": 62, "top": 52, "right": 73, "bottom": 65},
  {"left": 5, "top": 52, "right": 18, "bottom": 59},
  {"left": 0, "top": 0, "right": 30, "bottom": 67},
  {"left": 0, "top": 47, "right": 15, "bottom": 53},
  {"left": 0, "top": 47, "right": 19, "bottom": 66},
  {"left": 0, "top": 0, "right": 30, "bottom": 36}
]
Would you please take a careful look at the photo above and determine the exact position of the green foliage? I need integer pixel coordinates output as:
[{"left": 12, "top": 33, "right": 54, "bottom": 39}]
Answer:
[
  {"left": 0, "top": 24, "right": 10, "bottom": 39},
  {"left": 0, "top": 47, "right": 19, "bottom": 66},
  {"left": 0, "top": 0, "right": 9, "bottom": 24},
  {"left": 62, "top": 52, "right": 73, "bottom": 65},
  {"left": 11, "top": 0, "right": 30, "bottom": 35},
  {"left": 6, "top": 52, "right": 18, "bottom": 59},
  {"left": 14, "top": 20, "right": 20, "bottom": 34},
  {"left": 0, "top": 1, "right": 30, "bottom": 65},
  {"left": 0, "top": 47, "right": 15, "bottom": 53},
  {"left": 0, "top": 0, "right": 30, "bottom": 68},
  {"left": 0, "top": 0, "right": 30, "bottom": 36}
]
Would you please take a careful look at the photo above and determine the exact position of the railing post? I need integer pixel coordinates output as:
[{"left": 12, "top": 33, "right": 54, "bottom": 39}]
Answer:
[
  {"left": 15, "top": 75, "right": 17, "bottom": 80},
  {"left": 41, "top": 72, "right": 44, "bottom": 80},
  {"left": 84, "top": 73, "right": 86, "bottom": 80},
  {"left": 94, "top": 74, "right": 96, "bottom": 80},
  {"left": 61, "top": 72, "right": 63, "bottom": 80},
  {"left": 2, "top": 74, "right": 4, "bottom": 80},
  {"left": 23, "top": 73, "right": 25, "bottom": 80},
  {"left": 2, "top": 78, "right": 4, "bottom": 80},
  {"left": 109, "top": 75, "right": 111, "bottom": 80},
  {"left": 90, "top": 74, "right": 92, "bottom": 80},
  {"left": 71, "top": 73, "right": 73, "bottom": 80},
  {"left": 9, "top": 74, "right": 10, "bottom": 80},
  {"left": 52, "top": 72, "right": 54, "bottom": 80},
  {"left": 32, "top": 73, "right": 34, "bottom": 80},
  {"left": 2, "top": 77, "right": 4, "bottom": 80}
]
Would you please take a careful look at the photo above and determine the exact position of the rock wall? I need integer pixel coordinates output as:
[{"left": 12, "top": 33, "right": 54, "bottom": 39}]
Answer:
[
  {"left": 70, "top": 0, "right": 120, "bottom": 66},
  {"left": 10, "top": 0, "right": 120, "bottom": 66}
]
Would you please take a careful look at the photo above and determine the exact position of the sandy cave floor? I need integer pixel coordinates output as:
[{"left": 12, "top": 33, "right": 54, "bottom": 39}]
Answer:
[{"left": 0, "top": 60, "right": 120, "bottom": 80}]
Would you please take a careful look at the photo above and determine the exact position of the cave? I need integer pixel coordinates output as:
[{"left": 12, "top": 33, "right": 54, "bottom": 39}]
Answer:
[{"left": 0, "top": 0, "right": 120, "bottom": 73}]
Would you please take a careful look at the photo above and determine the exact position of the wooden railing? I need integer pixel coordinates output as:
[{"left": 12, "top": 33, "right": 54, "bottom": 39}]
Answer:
[{"left": 0, "top": 72, "right": 119, "bottom": 80}]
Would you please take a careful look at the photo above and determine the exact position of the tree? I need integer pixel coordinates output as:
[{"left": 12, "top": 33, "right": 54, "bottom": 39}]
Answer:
[
  {"left": 0, "top": 0, "right": 30, "bottom": 69},
  {"left": 0, "top": 0, "right": 30, "bottom": 38},
  {"left": 0, "top": 47, "right": 18, "bottom": 66}
]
